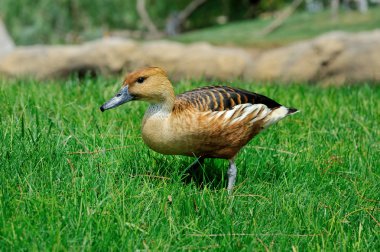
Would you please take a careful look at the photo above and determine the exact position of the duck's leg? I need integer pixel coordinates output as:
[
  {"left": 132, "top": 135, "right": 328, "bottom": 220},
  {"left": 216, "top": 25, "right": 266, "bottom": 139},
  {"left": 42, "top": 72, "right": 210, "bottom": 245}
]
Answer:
[{"left": 227, "top": 158, "right": 237, "bottom": 193}]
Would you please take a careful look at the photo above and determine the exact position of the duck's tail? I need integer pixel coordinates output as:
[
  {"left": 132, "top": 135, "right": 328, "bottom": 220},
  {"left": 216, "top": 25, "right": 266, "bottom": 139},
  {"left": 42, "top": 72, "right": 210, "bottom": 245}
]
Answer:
[
  {"left": 262, "top": 106, "right": 299, "bottom": 128},
  {"left": 287, "top": 107, "right": 299, "bottom": 115}
]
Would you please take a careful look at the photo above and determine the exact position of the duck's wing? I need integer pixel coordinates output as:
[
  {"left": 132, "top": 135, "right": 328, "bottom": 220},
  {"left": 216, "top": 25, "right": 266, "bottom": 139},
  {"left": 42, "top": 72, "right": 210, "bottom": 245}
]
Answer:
[
  {"left": 173, "top": 85, "right": 296, "bottom": 130},
  {"left": 171, "top": 86, "right": 297, "bottom": 159},
  {"left": 174, "top": 85, "right": 282, "bottom": 112}
]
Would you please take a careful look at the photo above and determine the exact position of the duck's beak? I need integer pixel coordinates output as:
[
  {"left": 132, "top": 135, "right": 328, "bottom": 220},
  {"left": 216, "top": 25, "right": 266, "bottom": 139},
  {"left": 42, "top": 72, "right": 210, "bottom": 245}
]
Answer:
[{"left": 100, "top": 86, "right": 133, "bottom": 112}]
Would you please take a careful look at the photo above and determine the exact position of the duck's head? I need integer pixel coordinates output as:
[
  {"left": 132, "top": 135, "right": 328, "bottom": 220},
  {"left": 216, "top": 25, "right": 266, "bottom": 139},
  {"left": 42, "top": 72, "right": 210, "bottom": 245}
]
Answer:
[{"left": 100, "top": 67, "right": 174, "bottom": 112}]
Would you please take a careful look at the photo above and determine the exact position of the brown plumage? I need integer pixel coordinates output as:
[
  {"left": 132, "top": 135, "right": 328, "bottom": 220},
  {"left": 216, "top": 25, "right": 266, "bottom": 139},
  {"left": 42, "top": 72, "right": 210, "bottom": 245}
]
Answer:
[
  {"left": 100, "top": 67, "right": 298, "bottom": 192},
  {"left": 167, "top": 86, "right": 285, "bottom": 159}
]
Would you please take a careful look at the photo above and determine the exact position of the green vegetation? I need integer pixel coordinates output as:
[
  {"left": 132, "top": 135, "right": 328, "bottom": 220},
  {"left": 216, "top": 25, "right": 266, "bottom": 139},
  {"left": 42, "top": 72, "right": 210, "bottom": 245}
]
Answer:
[
  {"left": 0, "top": 78, "right": 379, "bottom": 250},
  {"left": 175, "top": 7, "right": 380, "bottom": 47},
  {"left": 0, "top": 0, "right": 288, "bottom": 45},
  {"left": 1, "top": 0, "right": 379, "bottom": 47}
]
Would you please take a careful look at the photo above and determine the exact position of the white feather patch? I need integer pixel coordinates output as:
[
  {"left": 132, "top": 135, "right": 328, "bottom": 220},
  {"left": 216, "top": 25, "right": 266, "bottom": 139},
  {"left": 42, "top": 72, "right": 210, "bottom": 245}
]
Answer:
[
  {"left": 262, "top": 106, "right": 289, "bottom": 128},
  {"left": 206, "top": 104, "right": 265, "bottom": 125},
  {"left": 207, "top": 104, "right": 290, "bottom": 128},
  {"left": 230, "top": 104, "right": 263, "bottom": 124},
  {"left": 224, "top": 109, "right": 236, "bottom": 120},
  {"left": 209, "top": 110, "right": 225, "bottom": 121}
]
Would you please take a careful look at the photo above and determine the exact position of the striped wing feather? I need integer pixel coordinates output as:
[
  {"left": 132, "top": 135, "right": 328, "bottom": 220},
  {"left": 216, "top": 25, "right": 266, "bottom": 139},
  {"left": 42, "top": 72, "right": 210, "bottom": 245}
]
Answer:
[
  {"left": 174, "top": 86, "right": 281, "bottom": 112},
  {"left": 169, "top": 86, "right": 289, "bottom": 158}
]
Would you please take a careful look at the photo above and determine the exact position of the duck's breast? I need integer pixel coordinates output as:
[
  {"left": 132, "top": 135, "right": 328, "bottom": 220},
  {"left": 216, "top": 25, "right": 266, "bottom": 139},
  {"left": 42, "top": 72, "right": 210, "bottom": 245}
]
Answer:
[{"left": 141, "top": 108, "right": 212, "bottom": 156}]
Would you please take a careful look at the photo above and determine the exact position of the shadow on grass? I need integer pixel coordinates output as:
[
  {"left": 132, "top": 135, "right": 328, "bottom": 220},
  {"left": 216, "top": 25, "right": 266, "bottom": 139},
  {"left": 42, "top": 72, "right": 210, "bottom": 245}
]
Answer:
[
  {"left": 182, "top": 159, "right": 226, "bottom": 190},
  {"left": 121, "top": 152, "right": 287, "bottom": 192},
  {"left": 151, "top": 156, "right": 226, "bottom": 190},
  {"left": 180, "top": 159, "right": 286, "bottom": 190}
]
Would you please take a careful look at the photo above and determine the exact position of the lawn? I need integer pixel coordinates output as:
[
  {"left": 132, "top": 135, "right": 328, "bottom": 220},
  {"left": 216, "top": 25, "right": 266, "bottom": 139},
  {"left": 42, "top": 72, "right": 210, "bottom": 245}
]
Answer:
[
  {"left": 0, "top": 77, "right": 379, "bottom": 250},
  {"left": 174, "top": 7, "right": 380, "bottom": 48}
]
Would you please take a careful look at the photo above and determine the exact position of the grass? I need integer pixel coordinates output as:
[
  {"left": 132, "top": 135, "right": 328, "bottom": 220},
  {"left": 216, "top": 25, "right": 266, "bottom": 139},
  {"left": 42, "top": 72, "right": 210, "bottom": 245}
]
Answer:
[
  {"left": 174, "top": 7, "right": 380, "bottom": 48},
  {"left": 0, "top": 77, "right": 379, "bottom": 250}
]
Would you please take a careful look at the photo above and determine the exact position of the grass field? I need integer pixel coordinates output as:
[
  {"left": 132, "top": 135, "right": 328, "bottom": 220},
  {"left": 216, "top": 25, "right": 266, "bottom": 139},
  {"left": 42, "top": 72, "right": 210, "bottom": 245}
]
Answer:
[
  {"left": 175, "top": 7, "right": 380, "bottom": 48},
  {"left": 0, "top": 78, "right": 379, "bottom": 250}
]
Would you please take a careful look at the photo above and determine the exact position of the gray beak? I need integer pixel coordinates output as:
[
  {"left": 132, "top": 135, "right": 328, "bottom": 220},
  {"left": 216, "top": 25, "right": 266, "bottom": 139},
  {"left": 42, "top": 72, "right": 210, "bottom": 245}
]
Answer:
[{"left": 100, "top": 86, "right": 133, "bottom": 112}]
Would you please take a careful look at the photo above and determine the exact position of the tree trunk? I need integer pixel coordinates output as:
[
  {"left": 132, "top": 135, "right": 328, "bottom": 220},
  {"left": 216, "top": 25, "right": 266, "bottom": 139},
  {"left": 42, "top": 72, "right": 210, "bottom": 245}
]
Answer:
[
  {"left": 165, "top": 0, "right": 208, "bottom": 36},
  {"left": 136, "top": 0, "right": 159, "bottom": 35},
  {"left": 356, "top": 0, "right": 368, "bottom": 13},
  {"left": 0, "top": 18, "right": 15, "bottom": 60},
  {"left": 331, "top": 0, "right": 340, "bottom": 19},
  {"left": 260, "top": 0, "right": 303, "bottom": 36}
]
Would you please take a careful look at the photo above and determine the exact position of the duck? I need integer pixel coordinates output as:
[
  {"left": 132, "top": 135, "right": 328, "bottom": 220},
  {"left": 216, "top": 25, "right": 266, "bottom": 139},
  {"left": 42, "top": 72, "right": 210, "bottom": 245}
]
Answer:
[{"left": 100, "top": 67, "right": 298, "bottom": 192}]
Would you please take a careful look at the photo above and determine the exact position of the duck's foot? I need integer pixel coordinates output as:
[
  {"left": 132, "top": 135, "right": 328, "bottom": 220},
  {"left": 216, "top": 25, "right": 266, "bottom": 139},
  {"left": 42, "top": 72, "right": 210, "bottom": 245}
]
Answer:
[
  {"left": 182, "top": 157, "right": 205, "bottom": 185},
  {"left": 227, "top": 158, "right": 237, "bottom": 194}
]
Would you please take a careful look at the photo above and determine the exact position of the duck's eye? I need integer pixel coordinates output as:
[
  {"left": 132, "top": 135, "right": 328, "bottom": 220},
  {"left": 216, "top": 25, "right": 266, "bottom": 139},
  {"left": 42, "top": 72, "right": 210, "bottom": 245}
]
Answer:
[{"left": 137, "top": 77, "right": 145, "bottom": 84}]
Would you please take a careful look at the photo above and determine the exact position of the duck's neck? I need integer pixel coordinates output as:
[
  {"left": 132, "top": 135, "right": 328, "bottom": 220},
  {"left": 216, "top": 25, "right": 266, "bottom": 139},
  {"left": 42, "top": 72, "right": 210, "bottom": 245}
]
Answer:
[
  {"left": 145, "top": 87, "right": 175, "bottom": 119},
  {"left": 146, "top": 103, "right": 172, "bottom": 118}
]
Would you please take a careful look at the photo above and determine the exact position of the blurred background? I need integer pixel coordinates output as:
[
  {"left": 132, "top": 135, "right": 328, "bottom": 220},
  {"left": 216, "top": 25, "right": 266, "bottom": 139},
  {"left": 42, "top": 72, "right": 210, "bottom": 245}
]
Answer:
[
  {"left": 1, "top": 0, "right": 379, "bottom": 45},
  {"left": 0, "top": 0, "right": 380, "bottom": 83},
  {"left": 1, "top": 3, "right": 379, "bottom": 250}
]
